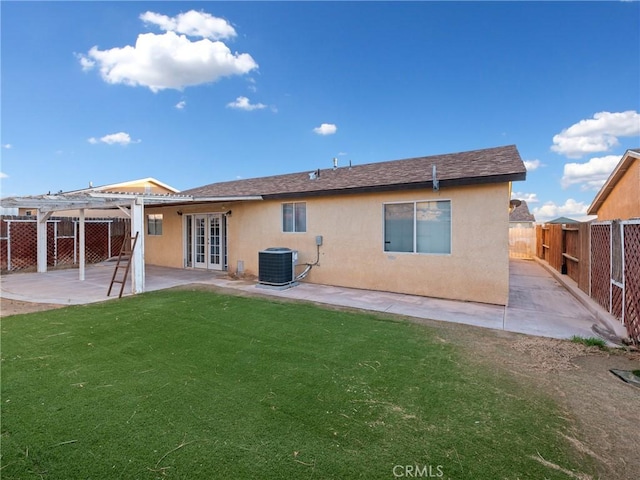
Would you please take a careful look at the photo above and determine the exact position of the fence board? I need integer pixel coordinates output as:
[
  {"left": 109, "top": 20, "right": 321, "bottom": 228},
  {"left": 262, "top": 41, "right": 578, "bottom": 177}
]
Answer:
[
  {"left": 564, "top": 228, "right": 580, "bottom": 282},
  {"left": 535, "top": 225, "right": 544, "bottom": 259},
  {"left": 577, "top": 222, "right": 590, "bottom": 294},
  {"left": 547, "top": 224, "right": 563, "bottom": 272}
]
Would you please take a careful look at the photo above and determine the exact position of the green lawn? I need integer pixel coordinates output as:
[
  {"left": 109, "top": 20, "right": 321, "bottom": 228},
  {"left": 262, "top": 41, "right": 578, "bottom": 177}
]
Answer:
[{"left": 1, "top": 289, "right": 592, "bottom": 479}]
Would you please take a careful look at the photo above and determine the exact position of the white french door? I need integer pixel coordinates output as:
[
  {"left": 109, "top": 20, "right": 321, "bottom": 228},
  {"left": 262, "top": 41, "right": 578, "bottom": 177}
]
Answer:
[{"left": 186, "top": 214, "right": 226, "bottom": 270}]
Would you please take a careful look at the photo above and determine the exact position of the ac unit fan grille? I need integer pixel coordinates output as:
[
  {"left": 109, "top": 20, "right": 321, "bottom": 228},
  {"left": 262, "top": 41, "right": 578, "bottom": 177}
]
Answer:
[{"left": 258, "top": 249, "right": 296, "bottom": 285}]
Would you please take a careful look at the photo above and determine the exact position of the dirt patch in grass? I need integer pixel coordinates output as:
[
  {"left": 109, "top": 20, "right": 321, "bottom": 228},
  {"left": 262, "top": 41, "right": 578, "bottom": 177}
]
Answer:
[
  {"left": 430, "top": 322, "right": 640, "bottom": 480},
  {"left": 0, "top": 298, "right": 65, "bottom": 317}
]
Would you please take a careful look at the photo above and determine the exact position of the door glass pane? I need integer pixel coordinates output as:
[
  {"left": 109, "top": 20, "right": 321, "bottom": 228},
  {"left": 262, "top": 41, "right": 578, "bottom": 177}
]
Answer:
[
  {"left": 384, "top": 203, "right": 413, "bottom": 252},
  {"left": 196, "top": 217, "right": 205, "bottom": 263},
  {"left": 416, "top": 201, "right": 451, "bottom": 254},
  {"left": 210, "top": 216, "right": 220, "bottom": 265}
]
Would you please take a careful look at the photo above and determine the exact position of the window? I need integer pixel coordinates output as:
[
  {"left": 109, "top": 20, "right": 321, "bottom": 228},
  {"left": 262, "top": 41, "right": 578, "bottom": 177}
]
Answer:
[
  {"left": 282, "top": 202, "right": 306, "bottom": 233},
  {"left": 384, "top": 200, "right": 451, "bottom": 254},
  {"left": 147, "top": 213, "right": 163, "bottom": 236}
]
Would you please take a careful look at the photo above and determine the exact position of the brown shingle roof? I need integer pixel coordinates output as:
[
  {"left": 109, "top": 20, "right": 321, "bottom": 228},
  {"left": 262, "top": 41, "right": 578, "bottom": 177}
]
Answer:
[{"left": 183, "top": 145, "right": 526, "bottom": 199}]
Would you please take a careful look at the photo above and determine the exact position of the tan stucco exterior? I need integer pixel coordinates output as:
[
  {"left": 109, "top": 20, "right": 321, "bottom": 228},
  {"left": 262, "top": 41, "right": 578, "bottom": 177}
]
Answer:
[
  {"left": 594, "top": 159, "right": 640, "bottom": 221},
  {"left": 145, "top": 182, "right": 511, "bottom": 305}
]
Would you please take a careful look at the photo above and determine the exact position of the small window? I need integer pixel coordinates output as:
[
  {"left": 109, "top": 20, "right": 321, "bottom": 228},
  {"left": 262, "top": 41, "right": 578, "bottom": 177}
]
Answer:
[
  {"left": 282, "top": 202, "right": 306, "bottom": 233},
  {"left": 147, "top": 213, "right": 163, "bottom": 236},
  {"left": 384, "top": 200, "right": 451, "bottom": 254}
]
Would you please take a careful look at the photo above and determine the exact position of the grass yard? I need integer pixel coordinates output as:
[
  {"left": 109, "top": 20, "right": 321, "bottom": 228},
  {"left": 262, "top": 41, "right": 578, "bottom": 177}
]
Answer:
[{"left": 1, "top": 289, "right": 594, "bottom": 479}]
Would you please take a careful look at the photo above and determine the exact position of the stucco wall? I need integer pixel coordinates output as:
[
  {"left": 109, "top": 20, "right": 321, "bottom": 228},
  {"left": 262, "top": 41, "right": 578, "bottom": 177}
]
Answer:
[
  {"left": 596, "top": 160, "right": 640, "bottom": 221},
  {"left": 145, "top": 183, "right": 511, "bottom": 305}
]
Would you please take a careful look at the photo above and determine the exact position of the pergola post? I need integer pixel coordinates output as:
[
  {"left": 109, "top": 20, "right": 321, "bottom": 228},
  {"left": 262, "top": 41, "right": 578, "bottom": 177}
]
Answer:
[
  {"left": 79, "top": 208, "right": 86, "bottom": 281},
  {"left": 36, "top": 210, "right": 53, "bottom": 273},
  {"left": 130, "top": 197, "right": 145, "bottom": 294}
]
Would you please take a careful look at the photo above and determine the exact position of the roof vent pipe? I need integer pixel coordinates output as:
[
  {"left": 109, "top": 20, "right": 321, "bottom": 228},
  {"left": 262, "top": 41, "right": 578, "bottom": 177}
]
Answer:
[{"left": 333, "top": 157, "right": 338, "bottom": 170}]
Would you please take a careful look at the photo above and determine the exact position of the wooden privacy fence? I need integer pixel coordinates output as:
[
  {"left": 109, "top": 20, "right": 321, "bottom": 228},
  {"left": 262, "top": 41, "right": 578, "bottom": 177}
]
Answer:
[
  {"left": 536, "top": 220, "right": 640, "bottom": 345},
  {"left": 509, "top": 226, "right": 536, "bottom": 259},
  {"left": 0, "top": 216, "right": 130, "bottom": 272}
]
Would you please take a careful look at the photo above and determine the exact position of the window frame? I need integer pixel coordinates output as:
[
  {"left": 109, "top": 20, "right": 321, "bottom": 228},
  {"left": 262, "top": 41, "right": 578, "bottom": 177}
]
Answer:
[
  {"left": 147, "top": 213, "right": 163, "bottom": 236},
  {"left": 282, "top": 202, "right": 307, "bottom": 233},
  {"left": 383, "top": 199, "right": 452, "bottom": 255}
]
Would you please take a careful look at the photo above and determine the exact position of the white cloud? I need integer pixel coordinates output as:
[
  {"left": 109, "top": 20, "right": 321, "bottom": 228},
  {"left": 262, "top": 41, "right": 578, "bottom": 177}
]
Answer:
[
  {"left": 313, "top": 123, "right": 337, "bottom": 135},
  {"left": 511, "top": 191, "right": 539, "bottom": 204},
  {"left": 226, "top": 96, "right": 266, "bottom": 111},
  {"left": 2, "top": 144, "right": 12, "bottom": 149},
  {"left": 78, "top": 55, "right": 95, "bottom": 71},
  {"left": 140, "top": 10, "right": 236, "bottom": 40},
  {"left": 79, "top": 10, "right": 257, "bottom": 92},
  {"left": 175, "top": 100, "right": 186, "bottom": 109},
  {"left": 551, "top": 110, "right": 640, "bottom": 158},
  {"left": 88, "top": 132, "right": 139, "bottom": 146},
  {"left": 532, "top": 198, "right": 593, "bottom": 223},
  {"left": 523, "top": 159, "right": 541, "bottom": 171},
  {"left": 561, "top": 154, "right": 620, "bottom": 190},
  {"left": 0, "top": 172, "right": 8, "bottom": 179}
]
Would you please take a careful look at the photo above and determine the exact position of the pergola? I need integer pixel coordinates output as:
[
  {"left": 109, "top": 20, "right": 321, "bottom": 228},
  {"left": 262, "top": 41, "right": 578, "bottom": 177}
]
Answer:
[{"left": 0, "top": 192, "right": 194, "bottom": 294}]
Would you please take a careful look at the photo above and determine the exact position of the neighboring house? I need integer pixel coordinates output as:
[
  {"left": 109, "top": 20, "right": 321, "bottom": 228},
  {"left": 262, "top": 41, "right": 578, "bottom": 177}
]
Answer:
[
  {"left": 509, "top": 200, "right": 535, "bottom": 228},
  {"left": 508, "top": 200, "right": 536, "bottom": 259},
  {"left": 144, "top": 145, "right": 526, "bottom": 305},
  {"left": 587, "top": 148, "right": 640, "bottom": 221},
  {"left": 17, "top": 178, "right": 179, "bottom": 218}
]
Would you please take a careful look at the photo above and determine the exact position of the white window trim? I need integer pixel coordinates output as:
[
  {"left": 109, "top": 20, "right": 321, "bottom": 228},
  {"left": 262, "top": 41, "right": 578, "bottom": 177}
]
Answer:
[{"left": 382, "top": 199, "right": 452, "bottom": 255}]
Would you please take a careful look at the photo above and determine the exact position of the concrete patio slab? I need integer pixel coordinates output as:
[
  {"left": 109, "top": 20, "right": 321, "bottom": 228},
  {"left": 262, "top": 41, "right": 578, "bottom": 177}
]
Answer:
[{"left": 0, "top": 259, "right": 605, "bottom": 341}]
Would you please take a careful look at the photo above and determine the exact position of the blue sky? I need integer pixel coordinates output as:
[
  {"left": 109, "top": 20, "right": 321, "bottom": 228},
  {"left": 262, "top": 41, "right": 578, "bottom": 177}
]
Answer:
[{"left": 1, "top": 1, "right": 639, "bottom": 221}]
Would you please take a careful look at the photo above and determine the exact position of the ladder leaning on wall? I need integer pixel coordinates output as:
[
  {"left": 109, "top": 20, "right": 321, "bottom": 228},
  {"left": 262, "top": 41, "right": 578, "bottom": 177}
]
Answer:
[{"left": 107, "top": 231, "right": 139, "bottom": 299}]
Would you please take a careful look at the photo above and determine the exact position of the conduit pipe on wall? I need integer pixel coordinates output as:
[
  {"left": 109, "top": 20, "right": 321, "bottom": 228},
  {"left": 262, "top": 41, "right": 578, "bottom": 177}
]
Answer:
[{"left": 294, "top": 243, "right": 321, "bottom": 282}]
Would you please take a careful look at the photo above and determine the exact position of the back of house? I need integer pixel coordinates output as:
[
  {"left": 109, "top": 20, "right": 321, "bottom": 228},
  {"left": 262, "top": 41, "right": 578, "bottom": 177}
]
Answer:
[{"left": 144, "top": 145, "right": 526, "bottom": 305}]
